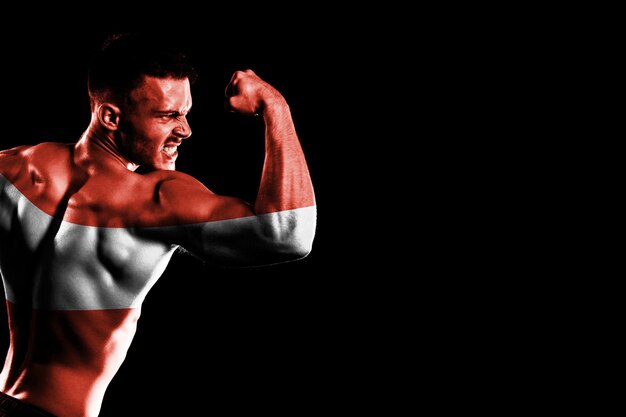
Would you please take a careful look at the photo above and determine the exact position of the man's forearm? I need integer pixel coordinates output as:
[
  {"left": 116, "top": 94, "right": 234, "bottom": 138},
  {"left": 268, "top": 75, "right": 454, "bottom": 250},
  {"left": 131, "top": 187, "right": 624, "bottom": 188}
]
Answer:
[
  {"left": 215, "top": 69, "right": 317, "bottom": 260},
  {"left": 255, "top": 100, "right": 315, "bottom": 215}
]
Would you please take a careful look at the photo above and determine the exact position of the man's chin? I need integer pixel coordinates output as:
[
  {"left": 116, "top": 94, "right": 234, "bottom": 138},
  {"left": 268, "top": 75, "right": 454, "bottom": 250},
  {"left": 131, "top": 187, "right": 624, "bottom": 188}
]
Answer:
[
  {"left": 163, "top": 158, "right": 177, "bottom": 171},
  {"left": 159, "top": 151, "right": 178, "bottom": 171}
]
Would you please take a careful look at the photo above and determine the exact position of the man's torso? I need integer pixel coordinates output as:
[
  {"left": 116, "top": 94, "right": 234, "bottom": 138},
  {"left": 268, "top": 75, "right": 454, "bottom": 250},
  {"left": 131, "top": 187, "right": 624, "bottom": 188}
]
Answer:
[{"left": 0, "top": 142, "right": 179, "bottom": 417}]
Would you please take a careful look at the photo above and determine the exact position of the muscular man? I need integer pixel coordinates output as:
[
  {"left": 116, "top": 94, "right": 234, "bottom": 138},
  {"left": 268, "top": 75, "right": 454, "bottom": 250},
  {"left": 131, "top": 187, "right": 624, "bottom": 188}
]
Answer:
[{"left": 0, "top": 34, "right": 316, "bottom": 417}]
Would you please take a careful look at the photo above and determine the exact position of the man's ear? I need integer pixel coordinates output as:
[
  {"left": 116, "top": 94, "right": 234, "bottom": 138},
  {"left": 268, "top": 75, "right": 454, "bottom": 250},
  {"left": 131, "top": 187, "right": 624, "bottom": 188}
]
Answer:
[{"left": 97, "top": 103, "right": 122, "bottom": 131}]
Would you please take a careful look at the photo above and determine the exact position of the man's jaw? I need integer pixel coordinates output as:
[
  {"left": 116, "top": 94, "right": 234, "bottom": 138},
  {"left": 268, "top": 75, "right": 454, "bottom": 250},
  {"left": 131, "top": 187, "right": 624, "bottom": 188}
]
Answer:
[{"left": 159, "top": 139, "right": 182, "bottom": 170}]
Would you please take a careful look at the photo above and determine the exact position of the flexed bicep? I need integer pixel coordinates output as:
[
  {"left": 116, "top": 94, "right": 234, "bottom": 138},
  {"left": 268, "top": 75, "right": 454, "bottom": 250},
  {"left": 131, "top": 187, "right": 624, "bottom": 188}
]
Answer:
[
  {"left": 138, "top": 173, "right": 315, "bottom": 267},
  {"left": 180, "top": 204, "right": 316, "bottom": 267}
]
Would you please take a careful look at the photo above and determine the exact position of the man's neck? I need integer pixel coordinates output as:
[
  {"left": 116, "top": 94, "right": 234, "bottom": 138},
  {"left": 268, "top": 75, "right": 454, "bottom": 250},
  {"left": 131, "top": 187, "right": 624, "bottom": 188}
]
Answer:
[{"left": 75, "top": 124, "right": 138, "bottom": 172}]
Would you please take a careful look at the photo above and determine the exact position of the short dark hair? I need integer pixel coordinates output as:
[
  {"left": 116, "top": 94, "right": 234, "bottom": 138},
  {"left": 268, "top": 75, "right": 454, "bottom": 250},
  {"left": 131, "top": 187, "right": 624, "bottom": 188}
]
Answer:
[{"left": 88, "top": 33, "right": 197, "bottom": 109}]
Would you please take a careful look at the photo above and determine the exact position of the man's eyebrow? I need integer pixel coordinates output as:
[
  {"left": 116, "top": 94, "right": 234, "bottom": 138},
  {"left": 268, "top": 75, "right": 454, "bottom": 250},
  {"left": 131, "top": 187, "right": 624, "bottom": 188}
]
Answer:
[{"left": 154, "top": 107, "right": 192, "bottom": 115}]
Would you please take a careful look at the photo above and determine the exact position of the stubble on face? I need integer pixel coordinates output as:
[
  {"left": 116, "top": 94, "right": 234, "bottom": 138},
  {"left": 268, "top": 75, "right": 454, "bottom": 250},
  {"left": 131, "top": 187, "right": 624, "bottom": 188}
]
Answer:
[
  {"left": 116, "top": 119, "right": 173, "bottom": 172},
  {"left": 117, "top": 77, "right": 192, "bottom": 171}
]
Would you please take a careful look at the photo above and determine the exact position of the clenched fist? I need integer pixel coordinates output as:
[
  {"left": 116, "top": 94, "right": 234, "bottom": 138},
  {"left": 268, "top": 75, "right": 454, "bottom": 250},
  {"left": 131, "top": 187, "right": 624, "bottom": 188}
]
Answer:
[{"left": 225, "top": 69, "right": 284, "bottom": 115}]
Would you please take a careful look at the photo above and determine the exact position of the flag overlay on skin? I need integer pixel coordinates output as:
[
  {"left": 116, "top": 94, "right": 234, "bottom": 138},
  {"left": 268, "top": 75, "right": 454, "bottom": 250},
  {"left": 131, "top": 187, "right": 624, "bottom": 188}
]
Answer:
[{"left": 0, "top": 144, "right": 315, "bottom": 417}]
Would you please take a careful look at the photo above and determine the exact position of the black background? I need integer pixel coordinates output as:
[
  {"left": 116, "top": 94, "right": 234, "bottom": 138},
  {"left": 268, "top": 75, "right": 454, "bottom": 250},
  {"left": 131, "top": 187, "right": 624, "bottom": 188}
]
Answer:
[{"left": 0, "top": 22, "right": 362, "bottom": 415}]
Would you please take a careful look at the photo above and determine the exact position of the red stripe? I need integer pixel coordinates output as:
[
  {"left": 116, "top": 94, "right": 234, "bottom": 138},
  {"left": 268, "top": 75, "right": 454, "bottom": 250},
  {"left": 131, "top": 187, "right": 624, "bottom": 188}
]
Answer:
[
  {"left": 1, "top": 143, "right": 314, "bottom": 228},
  {"left": 1, "top": 301, "right": 138, "bottom": 417}
]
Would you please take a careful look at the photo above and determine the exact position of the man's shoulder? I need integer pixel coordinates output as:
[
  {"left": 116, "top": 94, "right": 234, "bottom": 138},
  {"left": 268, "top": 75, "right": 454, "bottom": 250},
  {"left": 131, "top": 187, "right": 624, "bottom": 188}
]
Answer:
[
  {"left": 143, "top": 170, "right": 211, "bottom": 196},
  {"left": 0, "top": 142, "right": 72, "bottom": 179},
  {"left": 1, "top": 142, "right": 71, "bottom": 156},
  {"left": 0, "top": 144, "right": 30, "bottom": 175},
  {"left": 0, "top": 142, "right": 72, "bottom": 163},
  {"left": 27, "top": 142, "right": 73, "bottom": 161},
  {"left": 145, "top": 169, "right": 213, "bottom": 202},
  {"left": 139, "top": 170, "right": 238, "bottom": 226}
]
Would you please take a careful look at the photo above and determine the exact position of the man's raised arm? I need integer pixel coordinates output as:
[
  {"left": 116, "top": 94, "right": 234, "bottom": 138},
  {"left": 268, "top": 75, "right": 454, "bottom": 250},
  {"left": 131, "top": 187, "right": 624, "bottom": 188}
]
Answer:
[{"left": 151, "top": 70, "right": 316, "bottom": 267}]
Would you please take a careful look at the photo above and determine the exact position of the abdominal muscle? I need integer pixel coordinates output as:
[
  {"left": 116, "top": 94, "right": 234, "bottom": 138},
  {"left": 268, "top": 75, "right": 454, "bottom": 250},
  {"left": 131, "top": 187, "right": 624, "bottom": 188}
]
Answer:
[{"left": 0, "top": 302, "right": 141, "bottom": 417}]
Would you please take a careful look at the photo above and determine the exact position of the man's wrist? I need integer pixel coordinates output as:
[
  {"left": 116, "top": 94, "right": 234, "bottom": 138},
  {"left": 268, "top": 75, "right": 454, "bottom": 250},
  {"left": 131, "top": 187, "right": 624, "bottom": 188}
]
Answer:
[{"left": 261, "top": 95, "right": 288, "bottom": 117}]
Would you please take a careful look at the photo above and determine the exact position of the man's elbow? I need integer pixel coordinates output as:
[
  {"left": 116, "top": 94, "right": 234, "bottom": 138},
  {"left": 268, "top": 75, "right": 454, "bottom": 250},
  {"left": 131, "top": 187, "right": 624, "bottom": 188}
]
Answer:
[
  {"left": 276, "top": 225, "right": 315, "bottom": 261},
  {"left": 286, "top": 236, "right": 313, "bottom": 260},
  {"left": 264, "top": 206, "right": 316, "bottom": 262}
]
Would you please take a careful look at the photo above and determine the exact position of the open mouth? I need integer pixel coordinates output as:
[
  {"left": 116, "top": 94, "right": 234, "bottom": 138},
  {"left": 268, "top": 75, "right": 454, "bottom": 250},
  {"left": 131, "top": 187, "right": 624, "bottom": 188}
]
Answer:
[{"left": 162, "top": 145, "right": 178, "bottom": 156}]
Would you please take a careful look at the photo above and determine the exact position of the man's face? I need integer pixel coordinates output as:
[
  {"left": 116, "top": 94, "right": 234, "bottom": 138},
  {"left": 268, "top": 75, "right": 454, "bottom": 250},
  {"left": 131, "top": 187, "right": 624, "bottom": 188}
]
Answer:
[{"left": 119, "top": 76, "right": 193, "bottom": 171}]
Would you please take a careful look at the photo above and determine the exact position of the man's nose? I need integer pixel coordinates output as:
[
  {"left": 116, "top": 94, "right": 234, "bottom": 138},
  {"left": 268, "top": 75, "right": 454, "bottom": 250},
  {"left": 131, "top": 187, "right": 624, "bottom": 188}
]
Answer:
[{"left": 173, "top": 116, "right": 192, "bottom": 139}]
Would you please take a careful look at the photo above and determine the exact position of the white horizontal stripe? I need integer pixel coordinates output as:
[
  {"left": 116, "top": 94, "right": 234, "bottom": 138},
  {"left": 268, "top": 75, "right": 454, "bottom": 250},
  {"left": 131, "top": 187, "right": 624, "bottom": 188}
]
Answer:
[{"left": 0, "top": 174, "right": 316, "bottom": 310}]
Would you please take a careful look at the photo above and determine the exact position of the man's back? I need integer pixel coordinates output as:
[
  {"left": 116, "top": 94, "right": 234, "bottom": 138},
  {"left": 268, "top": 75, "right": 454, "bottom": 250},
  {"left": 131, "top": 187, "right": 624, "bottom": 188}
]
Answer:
[{"left": 0, "top": 142, "right": 179, "bottom": 417}]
